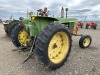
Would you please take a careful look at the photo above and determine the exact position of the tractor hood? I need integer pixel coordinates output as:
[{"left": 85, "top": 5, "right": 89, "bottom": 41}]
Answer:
[
  {"left": 55, "top": 17, "right": 77, "bottom": 24},
  {"left": 31, "top": 16, "right": 58, "bottom": 21}
]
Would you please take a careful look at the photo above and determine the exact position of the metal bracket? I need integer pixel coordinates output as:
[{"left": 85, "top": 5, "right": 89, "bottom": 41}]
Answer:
[
  {"left": 12, "top": 37, "right": 30, "bottom": 53},
  {"left": 12, "top": 36, "right": 36, "bottom": 63},
  {"left": 72, "top": 34, "right": 83, "bottom": 36},
  {"left": 23, "top": 37, "right": 36, "bottom": 63},
  {"left": 12, "top": 45, "right": 29, "bottom": 54}
]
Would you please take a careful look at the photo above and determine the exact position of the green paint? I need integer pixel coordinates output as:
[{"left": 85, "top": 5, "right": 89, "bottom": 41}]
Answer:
[
  {"left": 21, "top": 18, "right": 30, "bottom": 25},
  {"left": 21, "top": 16, "right": 58, "bottom": 37},
  {"left": 20, "top": 16, "right": 77, "bottom": 37},
  {"left": 33, "top": 16, "right": 57, "bottom": 32},
  {"left": 56, "top": 18, "right": 77, "bottom": 30}
]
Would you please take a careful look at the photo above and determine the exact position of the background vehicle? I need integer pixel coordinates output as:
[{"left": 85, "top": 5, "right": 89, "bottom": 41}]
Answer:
[
  {"left": 77, "top": 21, "right": 84, "bottom": 28},
  {"left": 86, "top": 22, "right": 97, "bottom": 29}
]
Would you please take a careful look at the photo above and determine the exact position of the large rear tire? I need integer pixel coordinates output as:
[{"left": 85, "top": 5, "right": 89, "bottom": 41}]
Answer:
[
  {"left": 6, "top": 20, "right": 20, "bottom": 36},
  {"left": 4, "top": 23, "right": 19, "bottom": 36},
  {"left": 35, "top": 23, "right": 72, "bottom": 70},
  {"left": 11, "top": 24, "right": 30, "bottom": 47},
  {"left": 5, "top": 30, "right": 9, "bottom": 36},
  {"left": 9, "top": 23, "right": 19, "bottom": 36}
]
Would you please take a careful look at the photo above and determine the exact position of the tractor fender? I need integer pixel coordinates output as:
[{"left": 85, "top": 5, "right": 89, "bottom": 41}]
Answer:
[{"left": 25, "top": 22, "right": 38, "bottom": 37}]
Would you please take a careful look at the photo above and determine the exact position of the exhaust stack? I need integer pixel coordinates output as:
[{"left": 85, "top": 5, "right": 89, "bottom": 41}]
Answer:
[{"left": 61, "top": 7, "right": 64, "bottom": 18}]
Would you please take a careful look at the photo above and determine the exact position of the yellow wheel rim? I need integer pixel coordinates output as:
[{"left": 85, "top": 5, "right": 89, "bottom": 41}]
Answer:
[
  {"left": 83, "top": 38, "right": 90, "bottom": 47},
  {"left": 18, "top": 29, "right": 30, "bottom": 46},
  {"left": 48, "top": 32, "right": 70, "bottom": 64}
]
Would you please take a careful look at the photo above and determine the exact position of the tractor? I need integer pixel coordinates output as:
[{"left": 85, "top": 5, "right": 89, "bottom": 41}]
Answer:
[
  {"left": 2, "top": 12, "right": 33, "bottom": 36},
  {"left": 86, "top": 22, "right": 97, "bottom": 29},
  {"left": 10, "top": 7, "right": 92, "bottom": 70},
  {"left": 77, "top": 21, "right": 83, "bottom": 28},
  {"left": 2, "top": 15, "right": 19, "bottom": 36}
]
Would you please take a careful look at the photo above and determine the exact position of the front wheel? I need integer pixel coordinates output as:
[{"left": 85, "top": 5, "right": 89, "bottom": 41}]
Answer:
[
  {"left": 79, "top": 35, "right": 92, "bottom": 48},
  {"left": 35, "top": 23, "right": 72, "bottom": 70}
]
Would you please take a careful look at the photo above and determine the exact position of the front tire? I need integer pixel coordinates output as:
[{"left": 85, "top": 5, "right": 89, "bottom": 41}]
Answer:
[
  {"left": 79, "top": 35, "right": 92, "bottom": 48},
  {"left": 35, "top": 23, "right": 72, "bottom": 70}
]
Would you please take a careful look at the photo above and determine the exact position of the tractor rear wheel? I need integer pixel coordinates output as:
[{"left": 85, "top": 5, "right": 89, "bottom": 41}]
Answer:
[
  {"left": 9, "top": 23, "right": 19, "bottom": 36},
  {"left": 79, "top": 35, "right": 92, "bottom": 48},
  {"left": 4, "top": 23, "right": 18, "bottom": 36},
  {"left": 81, "top": 24, "right": 83, "bottom": 28},
  {"left": 11, "top": 24, "right": 30, "bottom": 47},
  {"left": 93, "top": 24, "right": 97, "bottom": 29},
  {"left": 86, "top": 24, "right": 88, "bottom": 29},
  {"left": 5, "top": 30, "right": 9, "bottom": 36},
  {"left": 35, "top": 23, "right": 72, "bottom": 70}
]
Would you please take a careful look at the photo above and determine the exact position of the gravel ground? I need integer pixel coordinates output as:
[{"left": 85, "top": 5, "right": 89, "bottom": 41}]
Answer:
[{"left": 0, "top": 23, "right": 100, "bottom": 75}]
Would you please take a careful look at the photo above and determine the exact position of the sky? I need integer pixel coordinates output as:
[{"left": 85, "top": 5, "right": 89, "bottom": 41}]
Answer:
[{"left": 0, "top": 0, "right": 100, "bottom": 21}]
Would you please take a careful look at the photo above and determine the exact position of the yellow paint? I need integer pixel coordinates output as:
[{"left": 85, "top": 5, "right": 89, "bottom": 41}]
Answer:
[
  {"left": 83, "top": 38, "right": 90, "bottom": 47},
  {"left": 48, "top": 32, "right": 70, "bottom": 64},
  {"left": 31, "top": 16, "right": 35, "bottom": 20},
  {"left": 18, "top": 29, "right": 30, "bottom": 46}
]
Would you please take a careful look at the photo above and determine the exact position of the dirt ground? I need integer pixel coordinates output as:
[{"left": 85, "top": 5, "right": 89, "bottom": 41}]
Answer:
[{"left": 0, "top": 23, "right": 100, "bottom": 75}]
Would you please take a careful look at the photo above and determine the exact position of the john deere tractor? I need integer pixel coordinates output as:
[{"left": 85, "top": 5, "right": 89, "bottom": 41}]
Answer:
[
  {"left": 2, "top": 12, "right": 34, "bottom": 36},
  {"left": 2, "top": 15, "right": 20, "bottom": 36},
  {"left": 11, "top": 7, "right": 92, "bottom": 70}
]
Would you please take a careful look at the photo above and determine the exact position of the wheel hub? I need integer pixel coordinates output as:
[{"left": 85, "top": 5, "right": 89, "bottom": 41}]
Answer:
[
  {"left": 48, "top": 32, "right": 70, "bottom": 64},
  {"left": 83, "top": 38, "right": 90, "bottom": 47},
  {"left": 53, "top": 43, "right": 57, "bottom": 49},
  {"left": 18, "top": 29, "right": 30, "bottom": 47}
]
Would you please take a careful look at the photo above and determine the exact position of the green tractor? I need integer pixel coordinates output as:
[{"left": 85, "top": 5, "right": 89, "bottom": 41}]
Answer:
[
  {"left": 2, "top": 11, "right": 33, "bottom": 36},
  {"left": 11, "top": 7, "right": 92, "bottom": 70},
  {"left": 2, "top": 15, "right": 20, "bottom": 36}
]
